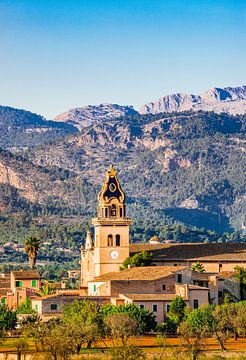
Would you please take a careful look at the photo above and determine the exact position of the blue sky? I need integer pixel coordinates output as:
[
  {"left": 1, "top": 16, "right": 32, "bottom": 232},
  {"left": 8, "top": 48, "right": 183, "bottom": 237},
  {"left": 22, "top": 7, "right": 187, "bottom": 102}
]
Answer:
[{"left": 0, "top": 0, "right": 245, "bottom": 118}]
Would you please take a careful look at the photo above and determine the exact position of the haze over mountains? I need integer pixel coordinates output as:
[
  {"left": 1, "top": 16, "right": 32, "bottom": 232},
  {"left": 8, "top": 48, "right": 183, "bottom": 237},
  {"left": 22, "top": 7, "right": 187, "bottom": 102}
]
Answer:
[{"left": 0, "top": 85, "right": 245, "bottom": 254}]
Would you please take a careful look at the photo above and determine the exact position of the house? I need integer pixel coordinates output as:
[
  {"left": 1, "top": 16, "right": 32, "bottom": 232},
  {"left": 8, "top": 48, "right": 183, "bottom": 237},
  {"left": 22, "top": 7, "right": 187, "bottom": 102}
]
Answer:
[
  {"left": 0, "top": 270, "right": 41, "bottom": 309},
  {"left": 32, "top": 294, "right": 110, "bottom": 317}
]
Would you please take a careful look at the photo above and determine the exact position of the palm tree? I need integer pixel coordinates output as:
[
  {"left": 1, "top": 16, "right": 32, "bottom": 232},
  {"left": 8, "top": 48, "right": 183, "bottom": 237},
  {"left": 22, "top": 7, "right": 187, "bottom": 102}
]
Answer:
[
  {"left": 24, "top": 236, "right": 41, "bottom": 269},
  {"left": 190, "top": 261, "right": 205, "bottom": 273},
  {"left": 38, "top": 282, "right": 56, "bottom": 296}
]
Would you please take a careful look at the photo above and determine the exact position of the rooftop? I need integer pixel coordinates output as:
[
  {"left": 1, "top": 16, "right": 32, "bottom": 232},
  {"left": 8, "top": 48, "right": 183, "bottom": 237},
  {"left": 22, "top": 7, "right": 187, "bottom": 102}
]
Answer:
[
  {"left": 120, "top": 293, "right": 187, "bottom": 301},
  {"left": 12, "top": 270, "right": 40, "bottom": 280},
  {"left": 92, "top": 266, "right": 186, "bottom": 282},
  {"left": 130, "top": 242, "right": 246, "bottom": 262}
]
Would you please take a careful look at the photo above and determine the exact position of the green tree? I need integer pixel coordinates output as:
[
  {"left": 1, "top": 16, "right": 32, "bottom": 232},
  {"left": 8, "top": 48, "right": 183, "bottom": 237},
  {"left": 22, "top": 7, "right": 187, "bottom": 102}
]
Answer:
[
  {"left": 234, "top": 266, "right": 246, "bottom": 300},
  {"left": 0, "top": 305, "right": 17, "bottom": 331},
  {"left": 121, "top": 251, "right": 153, "bottom": 270},
  {"left": 169, "top": 295, "right": 186, "bottom": 321},
  {"left": 63, "top": 300, "right": 102, "bottom": 352},
  {"left": 190, "top": 261, "right": 205, "bottom": 273},
  {"left": 38, "top": 282, "right": 56, "bottom": 296},
  {"left": 24, "top": 236, "right": 41, "bottom": 269},
  {"left": 16, "top": 297, "right": 36, "bottom": 314},
  {"left": 104, "top": 313, "right": 138, "bottom": 346},
  {"left": 179, "top": 305, "right": 214, "bottom": 360},
  {"left": 100, "top": 304, "right": 156, "bottom": 333}
]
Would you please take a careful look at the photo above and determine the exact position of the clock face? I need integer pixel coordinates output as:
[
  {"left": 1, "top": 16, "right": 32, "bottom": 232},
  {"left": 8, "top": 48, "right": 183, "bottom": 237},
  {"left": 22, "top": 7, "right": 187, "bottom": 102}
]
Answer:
[
  {"left": 109, "top": 183, "right": 116, "bottom": 192},
  {"left": 110, "top": 250, "right": 119, "bottom": 259}
]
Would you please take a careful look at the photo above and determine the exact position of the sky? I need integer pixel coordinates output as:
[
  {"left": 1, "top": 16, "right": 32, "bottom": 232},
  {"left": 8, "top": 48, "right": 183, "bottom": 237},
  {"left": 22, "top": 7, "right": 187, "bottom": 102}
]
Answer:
[{"left": 0, "top": 0, "right": 245, "bottom": 119}]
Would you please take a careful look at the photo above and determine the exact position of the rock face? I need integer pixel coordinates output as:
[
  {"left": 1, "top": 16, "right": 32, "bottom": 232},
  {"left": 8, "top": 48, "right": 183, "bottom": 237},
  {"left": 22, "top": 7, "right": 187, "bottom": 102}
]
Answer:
[
  {"left": 140, "top": 86, "right": 246, "bottom": 115},
  {"left": 54, "top": 103, "right": 138, "bottom": 131}
]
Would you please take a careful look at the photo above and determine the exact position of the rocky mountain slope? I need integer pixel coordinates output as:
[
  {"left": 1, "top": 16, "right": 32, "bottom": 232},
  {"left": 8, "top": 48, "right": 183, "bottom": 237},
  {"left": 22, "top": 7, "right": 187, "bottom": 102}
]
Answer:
[
  {"left": 54, "top": 103, "right": 138, "bottom": 130},
  {"left": 24, "top": 110, "right": 246, "bottom": 233},
  {"left": 0, "top": 110, "right": 245, "bottom": 262},
  {"left": 0, "top": 105, "right": 78, "bottom": 149},
  {"left": 140, "top": 86, "right": 246, "bottom": 116}
]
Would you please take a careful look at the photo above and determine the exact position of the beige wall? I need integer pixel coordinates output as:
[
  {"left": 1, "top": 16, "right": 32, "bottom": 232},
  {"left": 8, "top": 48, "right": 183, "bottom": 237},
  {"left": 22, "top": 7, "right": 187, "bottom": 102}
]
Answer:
[
  {"left": 188, "top": 289, "right": 209, "bottom": 309},
  {"left": 81, "top": 249, "right": 95, "bottom": 287},
  {"left": 155, "top": 260, "right": 246, "bottom": 273},
  {"left": 94, "top": 224, "right": 130, "bottom": 278},
  {"left": 89, "top": 274, "right": 178, "bottom": 298}
]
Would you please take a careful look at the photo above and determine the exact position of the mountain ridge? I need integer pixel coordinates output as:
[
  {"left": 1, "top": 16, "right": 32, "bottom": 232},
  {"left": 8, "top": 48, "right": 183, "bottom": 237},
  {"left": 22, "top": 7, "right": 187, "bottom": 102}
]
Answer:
[{"left": 140, "top": 86, "right": 246, "bottom": 115}]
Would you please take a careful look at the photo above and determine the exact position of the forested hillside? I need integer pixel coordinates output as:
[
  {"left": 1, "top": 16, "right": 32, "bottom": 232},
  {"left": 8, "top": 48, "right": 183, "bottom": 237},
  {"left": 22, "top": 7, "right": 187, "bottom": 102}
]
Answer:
[
  {"left": 0, "top": 110, "right": 245, "bottom": 265},
  {"left": 0, "top": 105, "right": 78, "bottom": 149}
]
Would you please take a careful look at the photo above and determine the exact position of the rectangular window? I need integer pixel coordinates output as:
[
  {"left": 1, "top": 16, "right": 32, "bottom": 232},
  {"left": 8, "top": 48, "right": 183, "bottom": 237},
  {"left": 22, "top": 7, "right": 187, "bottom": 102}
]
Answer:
[
  {"left": 162, "top": 284, "right": 166, "bottom": 291},
  {"left": 93, "top": 284, "right": 97, "bottom": 292},
  {"left": 139, "top": 304, "right": 145, "bottom": 309},
  {"left": 166, "top": 304, "right": 170, "bottom": 313},
  {"left": 1, "top": 298, "right": 6, "bottom": 305},
  {"left": 177, "top": 274, "right": 182, "bottom": 283},
  {"left": 15, "top": 281, "right": 23, "bottom": 288},
  {"left": 152, "top": 304, "right": 158, "bottom": 312},
  {"left": 50, "top": 304, "right": 57, "bottom": 310},
  {"left": 35, "top": 304, "right": 38, "bottom": 311},
  {"left": 218, "top": 291, "right": 223, "bottom": 298},
  {"left": 32, "top": 280, "right": 37, "bottom": 287},
  {"left": 193, "top": 299, "right": 199, "bottom": 309}
]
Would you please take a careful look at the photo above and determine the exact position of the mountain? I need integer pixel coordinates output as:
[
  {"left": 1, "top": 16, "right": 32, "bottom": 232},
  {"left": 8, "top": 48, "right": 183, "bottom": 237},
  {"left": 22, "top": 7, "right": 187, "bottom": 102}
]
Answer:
[
  {"left": 0, "top": 105, "right": 78, "bottom": 149},
  {"left": 54, "top": 103, "right": 138, "bottom": 131},
  {"left": 26, "top": 110, "right": 245, "bottom": 231},
  {"left": 140, "top": 86, "right": 246, "bottom": 115},
  {"left": 0, "top": 110, "right": 245, "bottom": 262}
]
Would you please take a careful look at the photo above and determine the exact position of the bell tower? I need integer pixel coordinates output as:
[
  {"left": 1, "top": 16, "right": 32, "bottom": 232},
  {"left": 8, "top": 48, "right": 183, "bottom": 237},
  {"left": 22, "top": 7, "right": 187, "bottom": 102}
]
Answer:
[
  {"left": 93, "top": 165, "right": 132, "bottom": 278},
  {"left": 81, "top": 165, "right": 132, "bottom": 287}
]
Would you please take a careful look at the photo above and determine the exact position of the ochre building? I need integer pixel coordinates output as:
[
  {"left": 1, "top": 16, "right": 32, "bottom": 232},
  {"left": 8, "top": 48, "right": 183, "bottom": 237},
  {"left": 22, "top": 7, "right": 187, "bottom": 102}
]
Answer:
[{"left": 81, "top": 165, "right": 132, "bottom": 287}]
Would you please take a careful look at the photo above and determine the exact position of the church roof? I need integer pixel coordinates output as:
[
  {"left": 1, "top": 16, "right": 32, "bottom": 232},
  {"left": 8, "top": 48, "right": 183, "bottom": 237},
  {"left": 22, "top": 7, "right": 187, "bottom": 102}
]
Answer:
[
  {"left": 91, "top": 266, "right": 186, "bottom": 282},
  {"left": 120, "top": 293, "right": 184, "bottom": 301},
  {"left": 130, "top": 242, "right": 246, "bottom": 262}
]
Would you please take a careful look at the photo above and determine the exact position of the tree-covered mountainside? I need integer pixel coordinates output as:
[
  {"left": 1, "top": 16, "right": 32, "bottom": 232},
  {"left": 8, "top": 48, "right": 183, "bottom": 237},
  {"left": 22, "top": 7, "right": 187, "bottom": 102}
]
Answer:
[
  {"left": 0, "top": 110, "right": 245, "bottom": 263},
  {"left": 0, "top": 105, "right": 78, "bottom": 149}
]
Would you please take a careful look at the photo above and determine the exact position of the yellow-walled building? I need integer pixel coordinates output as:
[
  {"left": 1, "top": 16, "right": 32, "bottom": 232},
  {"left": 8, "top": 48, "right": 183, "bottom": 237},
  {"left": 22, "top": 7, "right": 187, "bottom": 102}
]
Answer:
[{"left": 81, "top": 165, "right": 131, "bottom": 287}]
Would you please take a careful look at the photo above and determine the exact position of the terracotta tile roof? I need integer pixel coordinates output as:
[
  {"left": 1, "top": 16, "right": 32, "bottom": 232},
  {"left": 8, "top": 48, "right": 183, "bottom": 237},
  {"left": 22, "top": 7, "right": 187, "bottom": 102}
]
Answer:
[
  {"left": 12, "top": 270, "right": 40, "bottom": 280},
  {"left": 0, "top": 279, "right": 11, "bottom": 288},
  {"left": 0, "top": 289, "right": 11, "bottom": 295},
  {"left": 32, "top": 294, "right": 111, "bottom": 301},
  {"left": 121, "top": 293, "right": 187, "bottom": 301},
  {"left": 92, "top": 266, "right": 186, "bottom": 282},
  {"left": 130, "top": 242, "right": 246, "bottom": 262}
]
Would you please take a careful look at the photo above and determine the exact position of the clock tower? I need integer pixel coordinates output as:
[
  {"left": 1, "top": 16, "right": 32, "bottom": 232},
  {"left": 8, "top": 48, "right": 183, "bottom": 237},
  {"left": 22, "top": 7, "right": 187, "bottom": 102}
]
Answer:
[{"left": 81, "top": 165, "right": 132, "bottom": 287}]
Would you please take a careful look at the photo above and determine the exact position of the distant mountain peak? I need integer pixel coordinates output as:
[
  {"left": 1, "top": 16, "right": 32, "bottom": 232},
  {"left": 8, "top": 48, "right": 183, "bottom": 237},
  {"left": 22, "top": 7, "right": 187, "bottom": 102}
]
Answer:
[
  {"left": 54, "top": 103, "right": 138, "bottom": 131},
  {"left": 140, "top": 85, "right": 246, "bottom": 115}
]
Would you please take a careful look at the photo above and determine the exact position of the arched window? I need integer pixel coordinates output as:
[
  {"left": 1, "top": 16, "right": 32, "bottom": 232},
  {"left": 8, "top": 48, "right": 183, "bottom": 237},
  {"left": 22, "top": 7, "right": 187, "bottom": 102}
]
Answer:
[
  {"left": 116, "top": 234, "right": 120, "bottom": 246},
  {"left": 110, "top": 204, "right": 117, "bottom": 217},
  {"left": 107, "top": 234, "right": 113, "bottom": 247}
]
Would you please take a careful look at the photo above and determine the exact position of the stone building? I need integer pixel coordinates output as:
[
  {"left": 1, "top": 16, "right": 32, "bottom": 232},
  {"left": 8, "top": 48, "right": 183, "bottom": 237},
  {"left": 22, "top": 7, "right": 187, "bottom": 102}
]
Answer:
[{"left": 81, "top": 165, "right": 132, "bottom": 286}]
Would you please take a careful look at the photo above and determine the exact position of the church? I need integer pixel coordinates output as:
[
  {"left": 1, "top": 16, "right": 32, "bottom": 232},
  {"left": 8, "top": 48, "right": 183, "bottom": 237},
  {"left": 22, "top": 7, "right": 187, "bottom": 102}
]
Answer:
[
  {"left": 81, "top": 165, "right": 246, "bottom": 286},
  {"left": 81, "top": 164, "right": 132, "bottom": 286}
]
